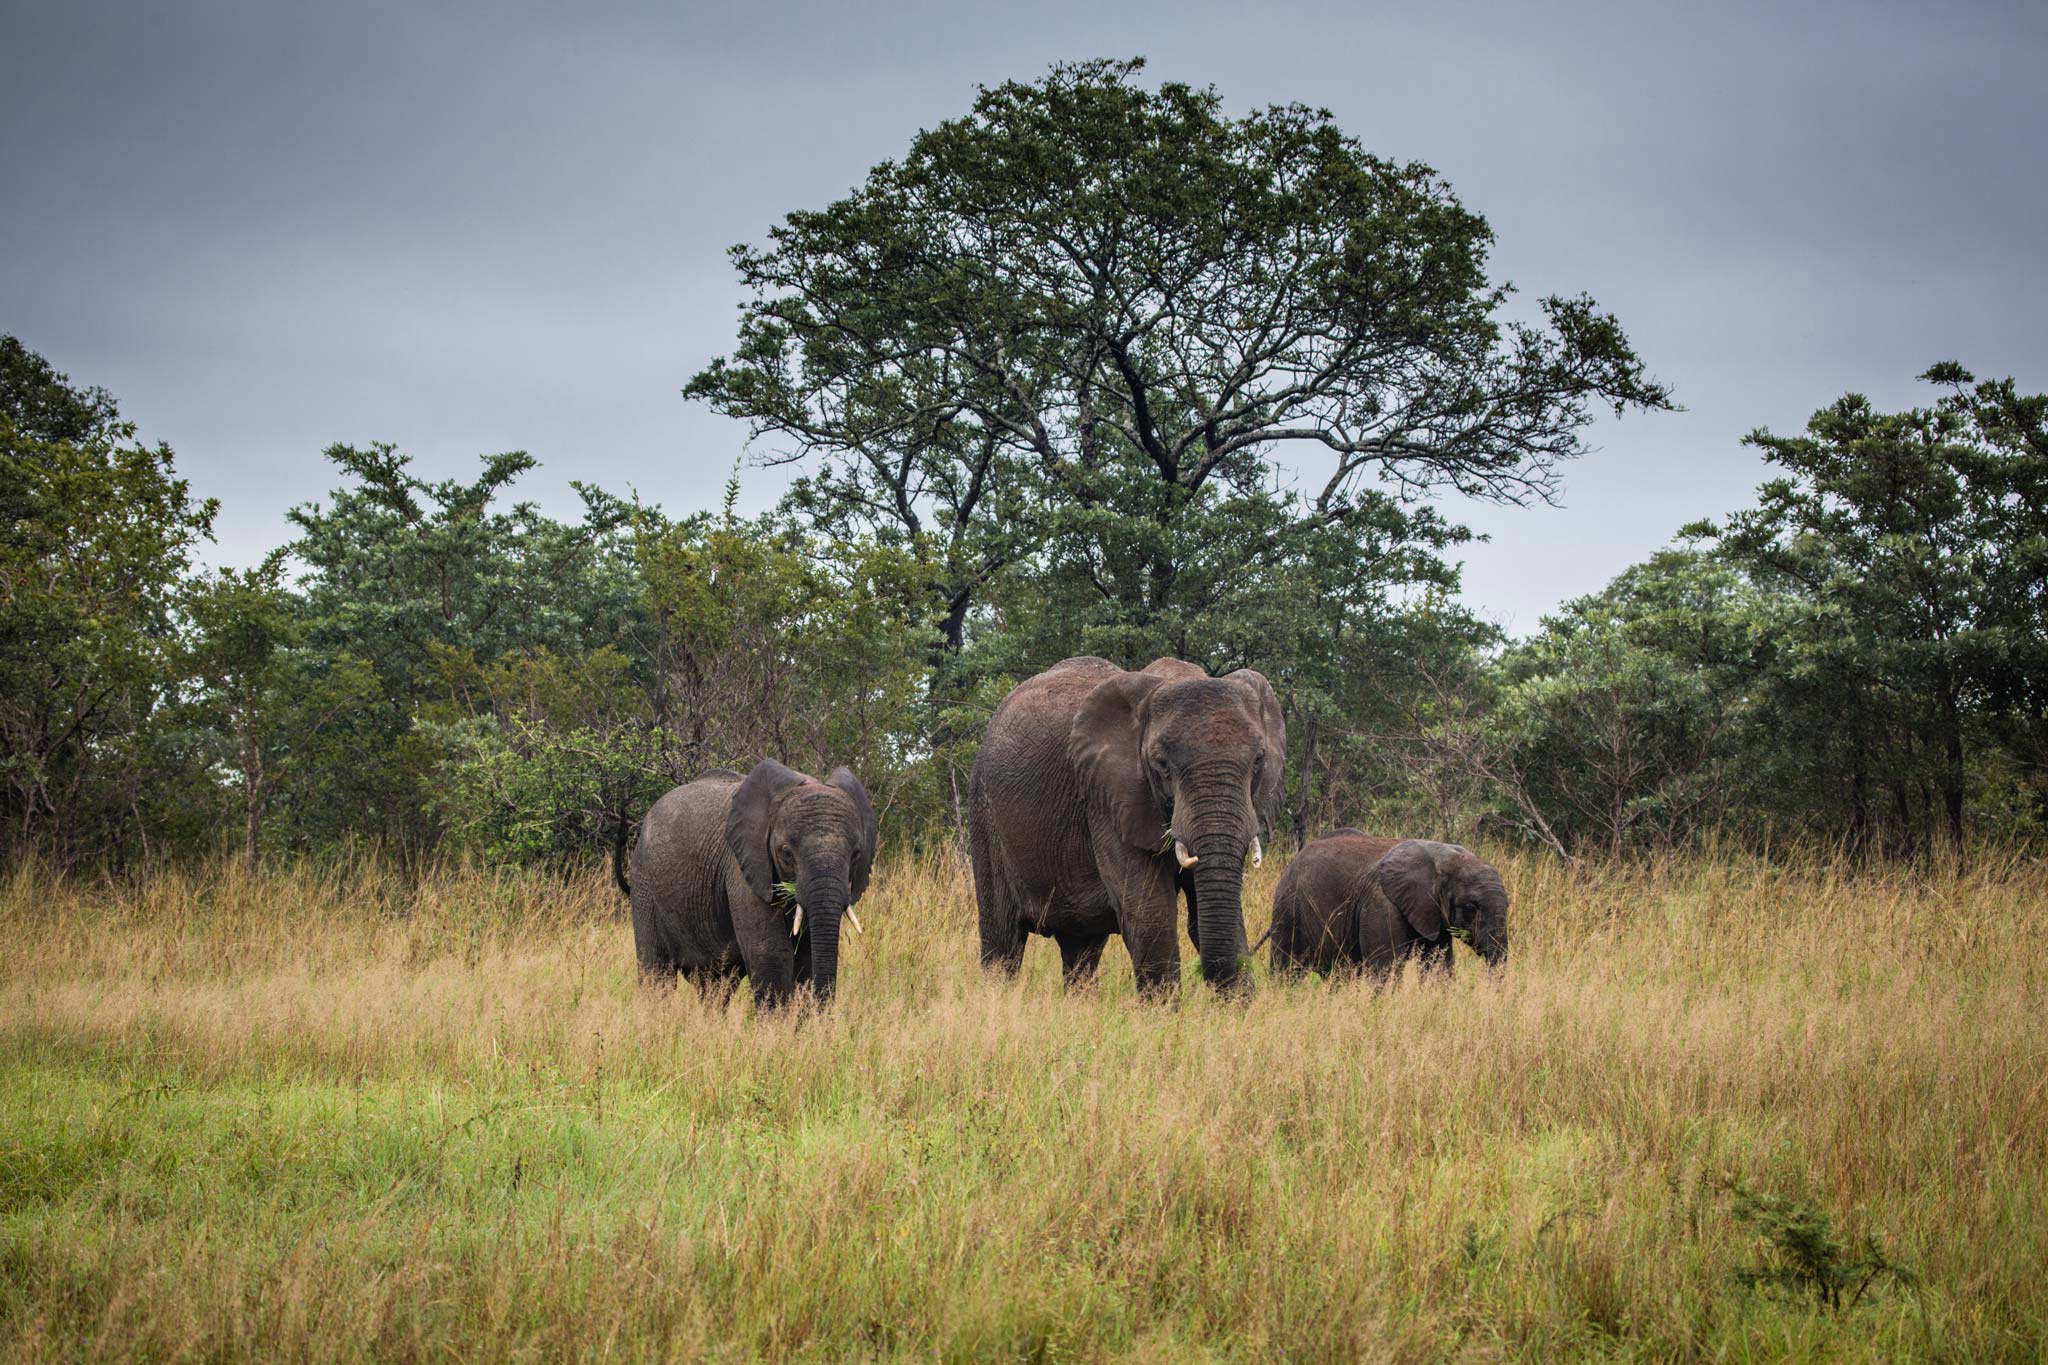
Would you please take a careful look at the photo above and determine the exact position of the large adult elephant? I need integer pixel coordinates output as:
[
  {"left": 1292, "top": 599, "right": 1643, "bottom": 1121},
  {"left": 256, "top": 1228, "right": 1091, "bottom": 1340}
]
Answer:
[
  {"left": 1268, "top": 830, "right": 1509, "bottom": 978},
  {"left": 617, "top": 759, "right": 876, "bottom": 1007},
  {"left": 969, "top": 656, "right": 1286, "bottom": 995}
]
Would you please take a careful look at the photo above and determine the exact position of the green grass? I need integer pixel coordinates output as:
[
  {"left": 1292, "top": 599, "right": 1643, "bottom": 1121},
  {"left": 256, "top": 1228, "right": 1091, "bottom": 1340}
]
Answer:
[{"left": 1, "top": 849, "right": 2044, "bottom": 1360}]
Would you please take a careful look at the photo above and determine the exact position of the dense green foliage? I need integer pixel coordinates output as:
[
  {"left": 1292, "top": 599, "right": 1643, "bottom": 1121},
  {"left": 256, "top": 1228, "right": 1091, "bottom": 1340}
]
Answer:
[
  {"left": 8, "top": 330, "right": 2037, "bottom": 871},
  {"left": 1, "top": 69, "right": 2040, "bottom": 870},
  {"left": 687, "top": 59, "right": 1668, "bottom": 664},
  {"left": 1, "top": 342, "right": 220, "bottom": 865}
]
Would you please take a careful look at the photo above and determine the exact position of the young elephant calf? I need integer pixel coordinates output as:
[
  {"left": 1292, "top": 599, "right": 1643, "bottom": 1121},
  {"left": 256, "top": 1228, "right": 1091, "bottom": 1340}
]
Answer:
[
  {"left": 617, "top": 759, "right": 876, "bottom": 1008},
  {"left": 1268, "top": 831, "right": 1509, "bottom": 979}
]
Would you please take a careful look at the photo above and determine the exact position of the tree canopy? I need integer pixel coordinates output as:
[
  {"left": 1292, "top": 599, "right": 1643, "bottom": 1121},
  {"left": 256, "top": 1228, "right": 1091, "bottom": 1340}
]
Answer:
[
  {"left": 1, "top": 347, "right": 217, "bottom": 865},
  {"left": 687, "top": 58, "right": 1672, "bottom": 653}
]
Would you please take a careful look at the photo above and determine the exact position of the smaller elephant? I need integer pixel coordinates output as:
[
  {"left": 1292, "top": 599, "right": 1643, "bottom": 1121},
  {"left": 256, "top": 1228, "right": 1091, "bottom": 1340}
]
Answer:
[
  {"left": 617, "top": 759, "right": 876, "bottom": 1007},
  {"left": 1268, "top": 831, "right": 1508, "bottom": 979}
]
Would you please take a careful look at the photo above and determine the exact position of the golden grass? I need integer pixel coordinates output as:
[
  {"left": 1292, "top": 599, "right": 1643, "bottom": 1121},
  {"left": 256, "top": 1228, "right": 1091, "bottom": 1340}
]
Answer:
[{"left": 1, "top": 847, "right": 2044, "bottom": 1360}]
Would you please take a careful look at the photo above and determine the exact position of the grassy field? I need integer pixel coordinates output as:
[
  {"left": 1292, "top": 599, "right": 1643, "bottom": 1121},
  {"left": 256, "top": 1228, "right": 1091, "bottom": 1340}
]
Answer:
[{"left": 1, "top": 847, "right": 2043, "bottom": 1361}]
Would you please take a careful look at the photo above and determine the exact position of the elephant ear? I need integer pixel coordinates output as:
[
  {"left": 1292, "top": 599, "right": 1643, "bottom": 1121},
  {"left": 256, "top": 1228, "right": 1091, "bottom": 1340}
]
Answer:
[
  {"left": 725, "top": 759, "right": 805, "bottom": 903},
  {"left": 1375, "top": 839, "right": 1446, "bottom": 940},
  {"left": 1227, "top": 667, "right": 1287, "bottom": 834},
  {"left": 827, "top": 766, "right": 878, "bottom": 901},
  {"left": 1068, "top": 670, "right": 1170, "bottom": 854}
]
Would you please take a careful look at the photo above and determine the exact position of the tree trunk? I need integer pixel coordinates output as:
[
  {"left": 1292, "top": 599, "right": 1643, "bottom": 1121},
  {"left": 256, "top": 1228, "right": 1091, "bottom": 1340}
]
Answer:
[
  {"left": 1892, "top": 780, "right": 1915, "bottom": 865},
  {"left": 1937, "top": 676, "right": 1967, "bottom": 868},
  {"left": 242, "top": 708, "right": 264, "bottom": 872},
  {"left": 1847, "top": 708, "right": 1870, "bottom": 863},
  {"left": 925, "top": 583, "right": 975, "bottom": 846},
  {"left": 937, "top": 585, "right": 971, "bottom": 658},
  {"left": 1289, "top": 714, "right": 1319, "bottom": 851}
]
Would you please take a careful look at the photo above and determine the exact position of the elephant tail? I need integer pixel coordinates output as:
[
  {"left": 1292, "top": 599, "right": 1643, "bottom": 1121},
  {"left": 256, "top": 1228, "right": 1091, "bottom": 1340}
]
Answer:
[
  {"left": 1248, "top": 926, "right": 1274, "bottom": 955},
  {"left": 611, "top": 799, "right": 634, "bottom": 899}
]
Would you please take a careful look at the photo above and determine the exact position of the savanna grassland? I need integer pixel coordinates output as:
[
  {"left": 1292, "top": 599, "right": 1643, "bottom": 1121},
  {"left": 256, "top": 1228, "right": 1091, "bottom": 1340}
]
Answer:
[{"left": 1, "top": 850, "right": 2043, "bottom": 1361}]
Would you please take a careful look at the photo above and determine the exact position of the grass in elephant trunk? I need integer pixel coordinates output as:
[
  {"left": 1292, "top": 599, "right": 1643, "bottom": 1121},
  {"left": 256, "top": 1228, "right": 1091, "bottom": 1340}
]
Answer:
[{"left": 1, "top": 846, "right": 2043, "bottom": 1359}]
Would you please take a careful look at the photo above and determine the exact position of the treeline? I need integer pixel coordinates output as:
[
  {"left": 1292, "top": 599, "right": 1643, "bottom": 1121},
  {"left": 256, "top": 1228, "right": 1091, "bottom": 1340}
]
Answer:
[
  {"left": 6, "top": 61, "right": 2043, "bottom": 869},
  {"left": 5, "top": 332, "right": 2041, "bottom": 872},
  {"left": 2, "top": 337, "right": 930, "bottom": 870}
]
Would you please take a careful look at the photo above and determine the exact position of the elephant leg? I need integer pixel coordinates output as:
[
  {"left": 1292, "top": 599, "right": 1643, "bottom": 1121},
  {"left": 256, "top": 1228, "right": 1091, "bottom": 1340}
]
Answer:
[
  {"left": 631, "top": 900, "right": 679, "bottom": 987},
  {"left": 729, "top": 886, "right": 798, "bottom": 1009},
  {"left": 986, "top": 923, "right": 1028, "bottom": 975},
  {"left": 979, "top": 896, "right": 1028, "bottom": 976},
  {"left": 1056, "top": 931, "right": 1109, "bottom": 987},
  {"left": 1120, "top": 902, "right": 1183, "bottom": 999},
  {"left": 748, "top": 967, "right": 795, "bottom": 1010},
  {"left": 1180, "top": 870, "right": 1200, "bottom": 953},
  {"left": 1318, "top": 907, "right": 1356, "bottom": 976},
  {"left": 1268, "top": 900, "right": 1302, "bottom": 980},
  {"left": 743, "top": 930, "right": 796, "bottom": 1008},
  {"left": 1360, "top": 931, "right": 1400, "bottom": 985},
  {"left": 971, "top": 821, "right": 1030, "bottom": 976},
  {"left": 686, "top": 962, "right": 742, "bottom": 1003},
  {"left": 793, "top": 919, "right": 813, "bottom": 987},
  {"left": 1419, "top": 937, "right": 1455, "bottom": 978},
  {"left": 636, "top": 934, "right": 699, "bottom": 991},
  {"left": 977, "top": 879, "right": 1029, "bottom": 978}
]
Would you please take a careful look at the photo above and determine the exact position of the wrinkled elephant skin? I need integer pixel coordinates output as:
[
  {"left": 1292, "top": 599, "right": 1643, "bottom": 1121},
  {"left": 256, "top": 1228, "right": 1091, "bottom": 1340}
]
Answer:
[
  {"left": 1269, "top": 830, "right": 1509, "bottom": 979},
  {"left": 623, "top": 759, "right": 876, "bottom": 1009},
  {"left": 969, "top": 657, "right": 1286, "bottom": 996}
]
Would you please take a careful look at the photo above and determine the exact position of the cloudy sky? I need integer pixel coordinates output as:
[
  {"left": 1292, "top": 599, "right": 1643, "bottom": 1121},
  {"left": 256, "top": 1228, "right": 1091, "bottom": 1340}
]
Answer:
[{"left": 4, "top": 0, "right": 2043, "bottom": 632}]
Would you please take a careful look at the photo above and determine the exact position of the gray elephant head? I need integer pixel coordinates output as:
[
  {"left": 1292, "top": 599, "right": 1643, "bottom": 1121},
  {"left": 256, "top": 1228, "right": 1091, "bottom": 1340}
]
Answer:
[
  {"left": 725, "top": 759, "right": 877, "bottom": 1002},
  {"left": 1373, "top": 839, "right": 1509, "bottom": 967},
  {"left": 1068, "top": 660, "right": 1286, "bottom": 991}
]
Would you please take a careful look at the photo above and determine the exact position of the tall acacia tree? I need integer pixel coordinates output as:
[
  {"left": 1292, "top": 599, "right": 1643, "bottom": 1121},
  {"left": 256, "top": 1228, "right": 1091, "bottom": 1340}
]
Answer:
[{"left": 687, "top": 58, "right": 1672, "bottom": 656}]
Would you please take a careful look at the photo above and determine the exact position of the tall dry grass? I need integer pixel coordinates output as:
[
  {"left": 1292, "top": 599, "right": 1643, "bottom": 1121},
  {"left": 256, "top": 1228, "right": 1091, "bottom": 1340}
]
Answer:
[{"left": 1, "top": 846, "right": 2043, "bottom": 1360}]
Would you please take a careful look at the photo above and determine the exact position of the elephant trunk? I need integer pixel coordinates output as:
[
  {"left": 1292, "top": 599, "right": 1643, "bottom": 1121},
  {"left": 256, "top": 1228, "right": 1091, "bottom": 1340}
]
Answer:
[
  {"left": 1196, "top": 863, "right": 1236, "bottom": 994},
  {"left": 1191, "top": 852, "right": 1249, "bottom": 991},
  {"left": 1176, "top": 772, "right": 1256, "bottom": 993},
  {"left": 800, "top": 876, "right": 848, "bottom": 1003},
  {"left": 1473, "top": 876, "right": 1510, "bottom": 969}
]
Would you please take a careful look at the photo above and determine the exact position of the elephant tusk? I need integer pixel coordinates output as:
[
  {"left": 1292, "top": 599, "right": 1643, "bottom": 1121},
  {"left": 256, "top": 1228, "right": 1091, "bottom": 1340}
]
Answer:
[
  {"left": 846, "top": 906, "right": 864, "bottom": 935},
  {"left": 1251, "top": 836, "right": 1263, "bottom": 868},
  {"left": 1174, "top": 841, "right": 1199, "bottom": 869},
  {"left": 791, "top": 904, "right": 803, "bottom": 938}
]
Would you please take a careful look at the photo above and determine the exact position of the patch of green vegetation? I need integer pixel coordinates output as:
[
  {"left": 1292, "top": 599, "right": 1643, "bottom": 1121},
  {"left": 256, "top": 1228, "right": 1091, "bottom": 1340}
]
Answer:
[{"left": 1723, "top": 1176, "right": 1917, "bottom": 1312}]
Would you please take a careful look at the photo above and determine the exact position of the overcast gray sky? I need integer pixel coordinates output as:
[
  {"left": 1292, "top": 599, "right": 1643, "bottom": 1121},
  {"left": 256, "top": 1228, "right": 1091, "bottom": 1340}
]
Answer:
[{"left": 4, "top": 0, "right": 2043, "bottom": 633}]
